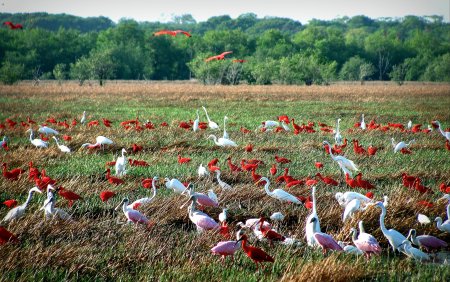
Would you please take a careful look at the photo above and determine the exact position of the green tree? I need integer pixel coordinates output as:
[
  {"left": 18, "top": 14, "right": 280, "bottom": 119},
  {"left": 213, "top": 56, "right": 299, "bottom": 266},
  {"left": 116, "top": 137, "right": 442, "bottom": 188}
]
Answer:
[
  {"left": 53, "top": 63, "right": 67, "bottom": 84},
  {"left": 340, "top": 56, "right": 375, "bottom": 84},
  {"left": 389, "top": 62, "right": 409, "bottom": 85},
  {"left": 0, "top": 61, "right": 24, "bottom": 85},
  {"left": 88, "top": 49, "right": 116, "bottom": 86},
  {"left": 422, "top": 53, "right": 450, "bottom": 82},
  {"left": 69, "top": 56, "right": 92, "bottom": 86}
]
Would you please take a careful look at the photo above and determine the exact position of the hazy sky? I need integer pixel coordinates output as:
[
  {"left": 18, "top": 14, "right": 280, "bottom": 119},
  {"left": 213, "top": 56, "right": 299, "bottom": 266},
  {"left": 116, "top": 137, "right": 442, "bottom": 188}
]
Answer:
[{"left": 1, "top": 0, "right": 449, "bottom": 23}]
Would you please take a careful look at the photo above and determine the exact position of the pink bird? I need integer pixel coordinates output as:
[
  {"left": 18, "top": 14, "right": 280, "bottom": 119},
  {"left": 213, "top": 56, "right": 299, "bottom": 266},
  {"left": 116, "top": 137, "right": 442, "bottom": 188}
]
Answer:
[
  {"left": 183, "top": 185, "right": 218, "bottom": 208},
  {"left": 407, "top": 229, "right": 448, "bottom": 252},
  {"left": 211, "top": 240, "right": 241, "bottom": 263},
  {"left": 115, "top": 198, "right": 152, "bottom": 227},
  {"left": 186, "top": 196, "right": 219, "bottom": 232},
  {"left": 310, "top": 218, "right": 343, "bottom": 255},
  {"left": 350, "top": 225, "right": 381, "bottom": 259}
]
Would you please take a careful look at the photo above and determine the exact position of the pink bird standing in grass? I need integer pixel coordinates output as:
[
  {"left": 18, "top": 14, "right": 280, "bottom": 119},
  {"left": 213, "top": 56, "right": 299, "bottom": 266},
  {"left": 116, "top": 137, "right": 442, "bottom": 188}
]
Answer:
[
  {"left": 350, "top": 224, "right": 381, "bottom": 259},
  {"left": 115, "top": 198, "right": 152, "bottom": 227},
  {"left": 185, "top": 196, "right": 219, "bottom": 233},
  {"left": 310, "top": 218, "right": 343, "bottom": 255},
  {"left": 211, "top": 240, "right": 241, "bottom": 263}
]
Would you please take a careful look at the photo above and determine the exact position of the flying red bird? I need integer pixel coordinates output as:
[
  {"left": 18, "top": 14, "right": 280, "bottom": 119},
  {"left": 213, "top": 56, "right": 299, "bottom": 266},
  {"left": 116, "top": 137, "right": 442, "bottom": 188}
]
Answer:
[
  {"left": 205, "top": 51, "right": 233, "bottom": 62},
  {"left": 3, "top": 21, "right": 23, "bottom": 30},
  {"left": 153, "top": 29, "right": 191, "bottom": 37}
]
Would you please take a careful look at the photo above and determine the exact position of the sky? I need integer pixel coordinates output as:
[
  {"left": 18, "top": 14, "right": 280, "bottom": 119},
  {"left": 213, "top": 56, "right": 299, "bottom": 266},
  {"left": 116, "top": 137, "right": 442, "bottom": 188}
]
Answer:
[{"left": 1, "top": 0, "right": 449, "bottom": 23}]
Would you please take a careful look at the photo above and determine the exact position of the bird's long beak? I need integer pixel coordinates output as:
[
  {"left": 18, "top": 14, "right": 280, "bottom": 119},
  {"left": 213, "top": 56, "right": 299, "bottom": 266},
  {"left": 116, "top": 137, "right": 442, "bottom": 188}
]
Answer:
[
  {"left": 115, "top": 200, "right": 124, "bottom": 211},
  {"left": 179, "top": 198, "right": 192, "bottom": 209},
  {"left": 235, "top": 237, "right": 243, "bottom": 246}
]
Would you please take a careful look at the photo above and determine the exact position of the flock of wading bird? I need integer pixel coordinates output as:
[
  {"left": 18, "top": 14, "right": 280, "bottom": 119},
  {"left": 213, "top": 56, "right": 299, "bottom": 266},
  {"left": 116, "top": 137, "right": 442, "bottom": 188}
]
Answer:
[{"left": 1, "top": 106, "right": 450, "bottom": 269}]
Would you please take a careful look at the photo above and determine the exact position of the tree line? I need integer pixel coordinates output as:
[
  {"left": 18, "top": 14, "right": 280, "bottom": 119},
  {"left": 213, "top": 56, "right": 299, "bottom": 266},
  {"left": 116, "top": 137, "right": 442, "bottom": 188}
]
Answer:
[{"left": 0, "top": 12, "right": 449, "bottom": 85}]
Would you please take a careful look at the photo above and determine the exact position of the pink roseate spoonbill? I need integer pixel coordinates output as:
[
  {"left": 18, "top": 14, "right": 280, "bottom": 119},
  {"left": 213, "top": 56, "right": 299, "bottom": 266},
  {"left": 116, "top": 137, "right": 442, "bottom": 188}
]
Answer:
[
  {"left": 52, "top": 136, "right": 71, "bottom": 153},
  {"left": 153, "top": 29, "right": 191, "bottom": 37},
  {"left": 211, "top": 240, "right": 241, "bottom": 263},
  {"left": 398, "top": 240, "right": 430, "bottom": 262},
  {"left": 0, "top": 226, "right": 19, "bottom": 245},
  {"left": 305, "top": 186, "right": 321, "bottom": 247},
  {"left": 164, "top": 178, "right": 187, "bottom": 194},
  {"left": 26, "top": 129, "right": 48, "bottom": 148},
  {"left": 375, "top": 202, "right": 407, "bottom": 253},
  {"left": 205, "top": 51, "right": 233, "bottom": 62},
  {"left": 115, "top": 198, "right": 152, "bottom": 226},
  {"left": 350, "top": 226, "right": 381, "bottom": 259},
  {"left": 236, "top": 234, "right": 274, "bottom": 269},
  {"left": 2, "top": 187, "right": 42, "bottom": 223},
  {"left": 407, "top": 229, "right": 447, "bottom": 251},
  {"left": 323, "top": 141, "right": 359, "bottom": 172},
  {"left": 198, "top": 163, "right": 209, "bottom": 178},
  {"left": 208, "top": 134, "right": 237, "bottom": 147},
  {"left": 182, "top": 184, "right": 218, "bottom": 208},
  {"left": 202, "top": 106, "right": 219, "bottom": 129},
  {"left": 215, "top": 170, "right": 232, "bottom": 190},
  {"left": 184, "top": 196, "right": 219, "bottom": 233},
  {"left": 127, "top": 177, "right": 159, "bottom": 210},
  {"left": 434, "top": 121, "right": 450, "bottom": 141},
  {"left": 391, "top": 138, "right": 415, "bottom": 153},
  {"left": 335, "top": 191, "right": 371, "bottom": 207},
  {"left": 435, "top": 203, "right": 450, "bottom": 233},
  {"left": 257, "top": 177, "right": 302, "bottom": 205},
  {"left": 309, "top": 218, "right": 342, "bottom": 255}
]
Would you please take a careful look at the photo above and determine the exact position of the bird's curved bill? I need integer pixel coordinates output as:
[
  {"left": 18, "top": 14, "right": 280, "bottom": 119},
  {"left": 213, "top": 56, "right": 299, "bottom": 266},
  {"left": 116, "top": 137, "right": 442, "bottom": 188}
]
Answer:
[{"left": 115, "top": 200, "right": 124, "bottom": 211}]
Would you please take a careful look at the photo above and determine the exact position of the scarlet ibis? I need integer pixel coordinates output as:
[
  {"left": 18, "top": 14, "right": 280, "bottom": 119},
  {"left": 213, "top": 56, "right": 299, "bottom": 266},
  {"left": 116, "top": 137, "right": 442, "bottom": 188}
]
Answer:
[
  {"left": 310, "top": 218, "right": 342, "bottom": 254},
  {"left": 270, "top": 164, "right": 277, "bottom": 176},
  {"left": 102, "top": 118, "right": 112, "bottom": 127},
  {"left": 232, "top": 59, "right": 247, "bottom": 63},
  {"left": 236, "top": 234, "right": 274, "bottom": 269},
  {"left": 205, "top": 51, "right": 233, "bottom": 62},
  {"left": 367, "top": 145, "right": 378, "bottom": 156},
  {"left": 258, "top": 177, "right": 302, "bottom": 205},
  {"left": 62, "top": 135, "right": 72, "bottom": 141},
  {"left": 153, "top": 29, "right": 191, "bottom": 37},
  {"left": 274, "top": 155, "right": 291, "bottom": 164},
  {"left": 2, "top": 163, "right": 25, "bottom": 181},
  {"left": 350, "top": 225, "right": 381, "bottom": 259},
  {"left": 178, "top": 155, "right": 191, "bottom": 164},
  {"left": 3, "top": 199, "right": 17, "bottom": 208},
  {"left": 315, "top": 162, "right": 323, "bottom": 169},
  {"left": 446, "top": 140, "right": 450, "bottom": 151},
  {"left": 202, "top": 106, "right": 219, "bottom": 129},
  {"left": 375, "top": 202, "right": 407, "bottom": 253},
  {"left": 315, "top": 173, "right": 338, "bottom": 186},
  {"left": 240, "top": 160, "right": 258, "bottom": 171},
  {"left": 3, "top": 21, "right": 23, "bottom": 29},
  {"left": 132, "top": 143, "right": 143, "bottom": 153},
  {"left": 0, "top": 226, "right": 19, "bottom": 245},
  {"left": 57, "top": 187, "right": 82, "bottom": 207},
  {"left": 356, "top": 173, "right": 375, "bottom": 189},
  {"left": 2, "top": 187, "right": 42, "bottom": 223},
  {"left": 226, "top": 157, "right": 241, "bottom": 172},
  {"left": 105, "top": 168, "right": 124, "bottom": 185},
  {"left": 208, "top": 135, "right": 237, "bottom": 147},
  {"left": 323, "top": 141, "right": 359, "bottom": 172},
  {"left": 240, "top": 127, "right": 251, "bottom": 134},
  {"left": 100, "top": 191, "right": 116, "bottom": 202},
  {"left": 345, "top": 173, "right": 358, "bottom": 188},
  {"left": 245, "top": 143, "right": 253, "bottom": 152}
]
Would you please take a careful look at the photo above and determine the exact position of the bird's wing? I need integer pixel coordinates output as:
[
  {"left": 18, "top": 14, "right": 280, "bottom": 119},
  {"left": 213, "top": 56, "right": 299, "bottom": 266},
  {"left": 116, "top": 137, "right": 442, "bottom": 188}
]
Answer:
[{"left": 220, "top": 51, "right": 233, "bottom": 56}]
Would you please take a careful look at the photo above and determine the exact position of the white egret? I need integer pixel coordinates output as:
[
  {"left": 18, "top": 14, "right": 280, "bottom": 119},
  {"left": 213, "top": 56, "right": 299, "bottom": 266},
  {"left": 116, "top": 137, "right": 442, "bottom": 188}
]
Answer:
[
  {"left": 193, "top": 110, "right": 199, "bottom": 132},
  {"left": 80, "top": 111, "right": 86, "bottom": 125},
  {"left": 219, "top": 208, "right": 228, "bottom": 223},
  {"left": 261, "top": 120, "right": 279, "bottom": 128},
  {"left": 115, "top": 148, "right": 127, "bottom": 176},
  {"left": 323, "top": 141, "right": 359, "bottom": 172},
  {"left": 407, "top": 120, "right": 412, "bottom": 130},
  {"left": 391, "top": 138, "right": 415, "bottom": 153},
  {"left": 434, "top": 121, "right": 450, "bottom": 140},
  {"left": 417, "top": 213, "right": 431, "bottom": 225},
  {"left": 38, "top": 125, "right": 59, "bottom": 135},
  {"left": 258, "top": 177, "right": 302, "bottom": 205},
  {"left": 270, "top": 212, "right": 285, "bottom": 222},
  {"left": 207, "top": 189, "right": 219, "bottom": 205},
  {"left": 223, "top": 116, "right": 229, "bottom": 139},
  {"left": 360, "top": 114, "right": 366, "bottom": 130},
  {"left": 215, "top": 170, "right": 232, "bottom": 190},
  {"left": 334, "top": 118, "right": 343, "bottom": 145},
  {"left": 52, "top": 136, "right": 71, "bottom": 153},
  {"left": 197, "top": 163, "right": 209, "bottom": 178},
  {"left": 399, "top": 240, "right": 430, "bottom": 262},
  {"left": 335, "top": 191, "right": 371, "bottom": 207},
  {"left": 2, "top": 187, "right": 42, "bottom": 223},
  {"left": 40, "top": 185, "right": 71, "bottom": 221},
  {"left": 343, "top": 199, "right": 361, "bottom": 222},
  {"left": 375, "top": 202, "right": 406, "bottom": 253},
  {"left": 306, "top": 186, "right": 321, "bottom": 247},
  {"left": 26, "top": 129, "right": 48, "bottom": 148},
  {"left": 202, "top": 106, "right": 219, "bottom": 129},
  {"left": 164, "top": 178, "right": 187, "bottom": 194},
  {"left": 435, "top": 203, "right": 450, "bottom": 233},
  {"left": 208, "top": 135, "right": 237, "bottom": 147}
]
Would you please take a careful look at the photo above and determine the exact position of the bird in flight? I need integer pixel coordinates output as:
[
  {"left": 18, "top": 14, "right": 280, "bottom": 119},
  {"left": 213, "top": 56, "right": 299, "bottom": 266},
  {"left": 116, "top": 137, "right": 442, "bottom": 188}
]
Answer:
[{"left": 153, "top": 29, "right": 191, "bottom": 37}]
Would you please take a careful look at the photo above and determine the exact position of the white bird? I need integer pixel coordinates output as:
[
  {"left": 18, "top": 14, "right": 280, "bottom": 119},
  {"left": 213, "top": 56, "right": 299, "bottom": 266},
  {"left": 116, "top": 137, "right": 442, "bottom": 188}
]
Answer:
[
  {"left": 207, "top": 189, "right": 219, "bottom": 205},
  {"left": 215, "top": 170, "right": 232, "bottom": 190},
  {"left": 343, "top": 244, "right": 364, "bottom": 255},
  {"left": 52, "top": 136, "right": 71, "bottom": 153},
  {"left": 323, "top": 141, "right": 359, "bottom": 172},
  {"left": 202, "top": 106, "right": 219, "bottom": 130},
  {"left": 375, "top": 202, "right": 406, "bottom": 253},
  {"left": 197, "top": 163, "right": 209, "bottom": 178},
  {"left": 208, "top": 135, "right": 237, "bottom": 147},
  {"left": 38, "top": 125, "right": 59, "bottom": 135},
  {"left": 193, "top": 110, "right": 199, "bottom": 132},
  {"left": 417, "top": 213, "right": 431, "bottom": 225},
  {"left": 261, "top": 120, "right": 279, "bottom": 128},
  {"left": 223, "top": 116, "right": 229, "bottom": 139},
  {"left": 270, "top": 212, "right": 285, "bottom": 222},
  {"left": 2, "top": 187, "right": 42, "bottom": 223},
  {"left": 407, "top": 120, "right": 412, "bottom": 130},
  {"left": 343, "top": 198, "right": 361, "bottom": 222},
  {"left": 26, "top": 129, "right": 48, "bottom": 148},
  {"left": 399, "top": 240, "right": 430, "bottom": 262},
  {"left": 382, "top": 195, "right": 389, "bottom": 207},
  {"left": 164, "top": 178, "right": 187, "bottom": 194},
  {"left": 115, "top": 148, "right": 127, "bottom": 176},
  {"left": 305, "top": 186, "right": 321, "bottom": 247},
  {"left": 335, "top": 191, "right": 371, "bottom": 207},
  {"left": 434, "top": 121, "right": 450, "bottom": 140},
  {"left": 80, "top": 111, "right": 86, "bottom": 125},
  {"left": 126, "top": 177, "right": 158, "bottom": 210},
  {"left": 281, "top": 121, "right": 290, "bottom": 131},
  {"left": 237, "top": 218, "right": 271, "bottom": 231},
  {"left": 360, "top": 114, "right": 366, "bottom": 130},
  {"left": 219, "top": 208, "right": 228, "bottom": 223},
  {"left": 334, "top": 118, "right": 343, "bottom": 145},
  {"left": 115, "top": 198, "right": 150, "bottom": 225},
  {"left": 258, "top": 177, "right": 302, "bottom": 205},
  {"left": 434, "top": 203, "right": 450, "bottom": 233},
  {"left": 96, "top": 136, "right": 113, "bottom": 147},
  {"left": 40, "top": 185, "right": 71, "bottom": 221},
  {"left": 391, "top": 138, "right": 415, "bottom": 153},
  {"left": 41, "top": 185, "right": 56, "bottom": 219}
]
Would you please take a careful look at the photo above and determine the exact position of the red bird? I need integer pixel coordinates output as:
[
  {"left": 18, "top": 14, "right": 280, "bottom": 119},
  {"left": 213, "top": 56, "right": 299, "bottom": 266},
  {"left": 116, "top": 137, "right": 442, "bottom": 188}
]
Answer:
[
  {"left": 446, "top": 140, "right": 450, "bottom": 151},
  {"left": 40, "top": 169, "right": 56, "bottom": 186},
  {"left": 355, "top": 173, "right": 375, "bottom": 189},
  {"left": 286, "top": 179, "right": 304, "bottom": 188},
  {"left": 306, "top": 178, "right": 318, "bottom": 186},
  {"left": 251, "top": 169, "right": 264, "bottom": 185},
  {"left": 241, "top": 160, "right": 258, "bottom": 171},
  {"left": 71, "top": 119, "right": 77, "bottom": 126},
  {"left": 315, "top": 173, "right": 338, "bottom": 186},
  {"left": 102, "top": 118, "right": 112, "bottom": 127},
  {"left": 413, "top": 179, "right": 432, "bottom": 194},
  {"left": 237, "top": 234, "right": 274, "bottom": 269},
  {"left": 3, "top": 199, "right": 18, "bottom": 208},
  {"left": 28, "top": 161, "right": 40, "bottom": 181},
  {"left": 87, "top": 120, "right": 99, "bottom": 127},
  {"left": 178, "top": 155, "right": 191, "bottom": 164},
  {"left": 141, "top": 178, "right": 155, "bottom": 189},
  {"left": 270, "top": 164, "right": 277, "bottom": 176},
  {"left": 314, "top": 162, "right": 324, "bottom": 169},
  {"left": 2, "top": 163, "right": 25, "bottom": 181},
  {"left": 0, "top": 226, "right": 19, "bottom": 245},
  {"left": 208, "top": 158, "right": 219, "bottom": 167},
  {"left": 345, "top": 173, "right": 358, "bottom": 188},
  {"left": 245, "top": 143, "right": 253, "bottom": 152},
  {"left": 132, "top": 143, "right": 143, "bottom": 153},
  {"left": 105, "top": 168, "right": 124, "bottom": 185},
  {"left": 100, "top": 191, "right": 116, "bottom": 202},
  {"left": 274, "top": 155, "right": 291, "bottom": 164},
  {"left": 365, "top": 192, "right": 374, "bottom": 199},
  {"left": 3, "top": 21, "right": 23, "bottom": 30},
  {"left": 63, "top": 135, "right": 72, "bottom": 141},
  {"left": 178, "top": 121, "right": 191, "bottom": 130},
  {"left": 240, "top": 127, "right": 251, "bottom": 134},
  {"left": 226, "top": 157, "right": 242, "bottom": 172},
  {"left": 219, "top": 222, "right": 231, "bottom": 239},
  {"left": 439, "top": 183, "right": 450, "bottom": 193},
  {"left": 153, "top": 29, "right": 191, "bottom": 37},
  {"left": 367, "top": 145, "right": 378, "bottom": 156},
  {"left": 402, "top": 173, "right": 418, "bottom": 188},
  {"left": 258, "top": 218, "right": 285, "bottom": 245},
  {"left": 160, "top": 122, "right": 168, "bottom": 127},
  {"left": 205, "top": 51, "right": 233, "bottom": 62},
  {"left": 27, "top": 116, "right": 36, "bottom": 124},
  {"left": 57, "top": 187, "right": 82, "bottom": 207}
]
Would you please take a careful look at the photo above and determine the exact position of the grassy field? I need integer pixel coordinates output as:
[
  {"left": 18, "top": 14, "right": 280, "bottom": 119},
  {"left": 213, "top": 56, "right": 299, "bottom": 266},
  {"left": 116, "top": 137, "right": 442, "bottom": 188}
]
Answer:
[{"left": 0, "top": 82, "right": 450, "bottom": 281}]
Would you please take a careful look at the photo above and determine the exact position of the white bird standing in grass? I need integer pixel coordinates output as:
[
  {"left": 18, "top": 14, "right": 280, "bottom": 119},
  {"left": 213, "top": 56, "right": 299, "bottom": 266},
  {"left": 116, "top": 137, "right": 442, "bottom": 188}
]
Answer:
[
  {"left": 52, "top": 136, "right": 71, "bottom": 153},
  {"left": 202, "top": 106, "right": 219, "bottom": 130},
  {"left": 219, "top": 208, "right": 228, "bottom": 223},
  {"left": 115, "top": 148, "right": 127, "bottom": 176},
  {"left": 215, "top": 170, "right": 232, "bottom": 190},
  {"left": 193, "top": 110, "right": 200, "bottom": 132},
  {"left": 81, "top": 136, "right": 113, "bottom": 150},
  {"left": 38, "top": 125, "right": 59, "bottom": 135},
  {"left": 223, "top": 116, "right": 229, "bottom": 139},
  {"left": 261, "top": 120, "right": 279, "bottom": 128},
  {"left": 164, "top": 178, "right": 187, "bottom": 194},
  {"left": 197, "top": 163, "right": 209, "bottom": 178},
  {"left": 434, "top": 120, "right": 450, "bottom": 140},
  {"left": 323, "top": 141, "right": 359, "bottom": 172},
  {"left": 434, "top": 203, "right": 450, "bottom": 233},
  {"left": 407, "top": 120, "right": 412, "bottom": 130},
  {"left": 270, "top": 212, "right": 285, "bottom": 222},
  {"left": 375, "top": 202, "right": 406, "bottom": 253},
  {"left": 258, "top": 177, "right": 302, "bottom": 205},
  {"left": 306, "top": 186, "right": 321, "bottom": 247},
  {"left": 80, "top": 111, "right": 87, "bottom": 125},
  {"left": 360, "top": 114, "right": 366, "bottom": 130},
  {"left": 399, "top": 240, "right": 430, "bottom": 262},
  {"left": 335, "top": 191, "right": 371, "bottom": 207},
  {"left": 334, "top": 118, "right": 343, "bottom": 145},
  {"left": 40, "top": 185, "right": 71, "bottom": 221},
  {"left": 208, "top": 134, "right": 237, "bottom": 147},
  {"left": 391, "top": 138, "right": 415, "bottom": 153},
  {"left": 126, "top": 177, "right": 159, "bottom": 210},
  {"left": 417, "top": 214, "right": 431, "bottom": 225},
  {"left": 2, "top": 187, "right": 42, "bottom": 223},
  {"left": 26, "top": 129, "right": 48, "bottom": 148}
]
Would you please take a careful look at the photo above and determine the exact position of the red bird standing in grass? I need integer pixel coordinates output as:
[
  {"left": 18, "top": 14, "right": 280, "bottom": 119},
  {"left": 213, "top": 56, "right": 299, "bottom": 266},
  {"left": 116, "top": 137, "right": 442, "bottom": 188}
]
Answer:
[
  {"left": 315, "top": 162, "right": 323, "bottom": 169},
  {"left": 105, "top": 168, "right": 124, "bottom": 185},
  {"left": 100, "top": 191, "right": 116, "bottom": 202},
  {"left": 2, "top": 163, "right": 25, "bottom": 181},
  {"left": 236, "top": 234, "right": 274, "bottom": 270},
  {"left": 367, "top": 145, "right": 378, "bottom": 156},
  {"left": 274, "top": 155, "right": 291, "bottom": 164},
  {"left": 355, "top": 173, "right": 375, "bottom": 189},
  {"left": 270, "top": 164, "right": 277, "bottom": 176},
  {"left": 0, "top": 226, "right": 19, "bottom": 245},
  {"left": 153, "top": 29, "right": 191, "bottom": 37},
  {"left": 178, "top": 155, "right": 191, "bottom": 164},
  {"left": 315, "top": 173, "right": 338, "bottom": 186},
  {"left": 57, "top": 187, "right": 82, "bottom": 207},
  {"left": 245, "top": 143, "right": 253, "bottom": 152}
]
